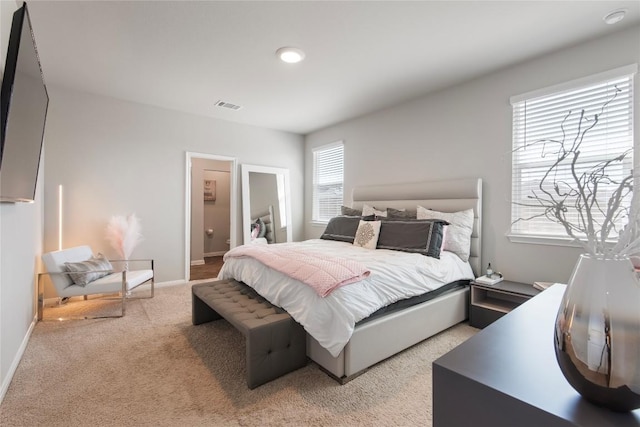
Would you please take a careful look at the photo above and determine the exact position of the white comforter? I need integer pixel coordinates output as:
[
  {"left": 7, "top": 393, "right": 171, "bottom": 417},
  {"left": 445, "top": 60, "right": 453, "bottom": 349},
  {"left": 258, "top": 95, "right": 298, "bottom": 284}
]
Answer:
[{"left": 218, "top": 239, "right": 474, "bottom": 357}]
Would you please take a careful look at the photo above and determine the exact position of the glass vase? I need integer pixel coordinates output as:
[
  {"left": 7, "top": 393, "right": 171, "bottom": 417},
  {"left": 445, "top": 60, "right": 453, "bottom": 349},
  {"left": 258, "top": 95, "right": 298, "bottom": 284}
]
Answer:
[{"left": 555, "top": 254, "right": 640, "bottom": 411}]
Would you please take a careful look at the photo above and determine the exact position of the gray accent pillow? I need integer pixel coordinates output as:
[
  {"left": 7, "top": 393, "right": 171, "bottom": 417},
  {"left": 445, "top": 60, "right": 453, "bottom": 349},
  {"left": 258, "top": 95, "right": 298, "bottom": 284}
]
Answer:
[
  {"left": 321, "top": 215, "right": 374, "bottom": 243},
  {"left": 387, "top": 207, "right": 417, "bottom": 219},
  {"left": 377, "top": 219, "right": 447, "bottom": 259},
  {"left": 64, "top": 254, "right": 114, "bottom": 286},
  {"left": 341, "top": 206, "right": 362, "bottom": 216}
]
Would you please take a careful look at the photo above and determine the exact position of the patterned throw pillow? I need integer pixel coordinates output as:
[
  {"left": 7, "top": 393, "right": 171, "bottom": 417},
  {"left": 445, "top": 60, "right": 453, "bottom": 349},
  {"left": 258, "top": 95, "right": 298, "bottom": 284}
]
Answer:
[
  {"left": 417, "top": 206, "right": 474, "bottom": 262},
  {"left": 64, "top": 254, "right": 114, "bottom": 286},
  {"left": 353, "top": 220, "right": 381, "bottom": 249}
]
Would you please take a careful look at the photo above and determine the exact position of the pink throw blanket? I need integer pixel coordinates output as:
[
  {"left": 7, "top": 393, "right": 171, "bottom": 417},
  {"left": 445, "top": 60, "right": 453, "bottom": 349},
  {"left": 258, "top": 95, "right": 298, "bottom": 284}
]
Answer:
[{"left": 224, "top": 244, "right": 370, "bottom": 297}]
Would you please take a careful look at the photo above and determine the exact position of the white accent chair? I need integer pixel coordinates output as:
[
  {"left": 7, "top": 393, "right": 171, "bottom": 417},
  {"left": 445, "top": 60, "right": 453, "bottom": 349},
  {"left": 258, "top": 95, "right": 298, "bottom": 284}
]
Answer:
[{"left": 39, "top": 246, "right": 154, "bottom": 320}]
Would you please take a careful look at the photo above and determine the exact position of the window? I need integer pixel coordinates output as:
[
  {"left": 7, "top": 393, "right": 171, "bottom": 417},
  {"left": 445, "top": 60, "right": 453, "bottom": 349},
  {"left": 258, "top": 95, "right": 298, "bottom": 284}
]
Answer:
[
  {"left": 312, "top": 141, "right": 344, "bottom": 223},
  {"left": 510, "top": 65, "right": 636, "bottom": 243}
]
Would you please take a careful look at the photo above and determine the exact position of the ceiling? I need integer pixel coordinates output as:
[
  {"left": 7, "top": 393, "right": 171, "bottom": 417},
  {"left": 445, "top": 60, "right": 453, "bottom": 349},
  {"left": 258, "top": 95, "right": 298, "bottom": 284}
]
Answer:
[{"left": 23, "top": 0, "right": 640, "bottom": 135}]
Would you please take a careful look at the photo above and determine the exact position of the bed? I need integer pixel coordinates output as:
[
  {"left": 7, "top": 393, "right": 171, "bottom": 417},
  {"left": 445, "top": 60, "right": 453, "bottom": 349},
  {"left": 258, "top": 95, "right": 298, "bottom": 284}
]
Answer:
[{"left": 220, "top": 178, "right": 482, "bottom": 382}]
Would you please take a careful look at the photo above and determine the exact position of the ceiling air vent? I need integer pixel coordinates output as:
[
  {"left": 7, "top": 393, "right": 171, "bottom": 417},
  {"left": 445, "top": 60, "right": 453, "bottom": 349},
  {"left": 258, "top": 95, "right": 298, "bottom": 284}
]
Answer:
[{"left": 214, "top": 100, "right": 242, "bottom": 111}]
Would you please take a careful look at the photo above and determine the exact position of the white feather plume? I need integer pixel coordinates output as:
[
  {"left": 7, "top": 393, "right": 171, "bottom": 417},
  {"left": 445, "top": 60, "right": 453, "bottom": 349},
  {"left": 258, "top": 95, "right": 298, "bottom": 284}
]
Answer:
[{"left": 105, "top": 213, "right": 143, "bottom": 260}]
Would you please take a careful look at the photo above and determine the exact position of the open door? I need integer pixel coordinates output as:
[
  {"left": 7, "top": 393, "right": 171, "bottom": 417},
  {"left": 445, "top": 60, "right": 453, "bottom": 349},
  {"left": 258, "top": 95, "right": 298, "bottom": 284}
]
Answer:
[{"left": 185, "top": 152, "right": 237, "bottom": 282}]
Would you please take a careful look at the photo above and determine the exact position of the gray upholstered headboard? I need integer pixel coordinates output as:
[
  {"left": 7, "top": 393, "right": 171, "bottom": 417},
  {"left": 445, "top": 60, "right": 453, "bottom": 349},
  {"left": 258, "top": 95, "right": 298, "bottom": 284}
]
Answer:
[{"left": 350, "top": 178, "right": 482, "bottom": 277}]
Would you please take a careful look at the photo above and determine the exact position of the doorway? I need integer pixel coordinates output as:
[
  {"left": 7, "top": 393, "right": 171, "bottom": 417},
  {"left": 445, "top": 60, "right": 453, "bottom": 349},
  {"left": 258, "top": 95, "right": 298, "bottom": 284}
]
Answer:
[
  {"left": 189, "top": 256, "right": 225, "bottom": 281},
  {"left": 184, "top": 152, "right": 237, "bottom": 282}
]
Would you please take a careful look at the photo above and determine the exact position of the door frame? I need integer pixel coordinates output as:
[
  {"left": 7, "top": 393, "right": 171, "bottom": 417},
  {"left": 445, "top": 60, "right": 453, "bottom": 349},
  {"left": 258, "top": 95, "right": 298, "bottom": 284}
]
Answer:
[{"left": 185, "top": 151, "right": 237, "bottom": 282}]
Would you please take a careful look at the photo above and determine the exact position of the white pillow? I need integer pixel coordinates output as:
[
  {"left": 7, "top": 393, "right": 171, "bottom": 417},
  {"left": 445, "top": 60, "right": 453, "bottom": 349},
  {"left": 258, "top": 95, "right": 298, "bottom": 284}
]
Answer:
[
  {"left": 417, "top": 206, "right": 474, "bottom": 262},
  {"left": 362, "top": 204, "right": 387, "bottom": 217},
  {"left": 353, "top": 220, "right": 381, "bottom": 249}
]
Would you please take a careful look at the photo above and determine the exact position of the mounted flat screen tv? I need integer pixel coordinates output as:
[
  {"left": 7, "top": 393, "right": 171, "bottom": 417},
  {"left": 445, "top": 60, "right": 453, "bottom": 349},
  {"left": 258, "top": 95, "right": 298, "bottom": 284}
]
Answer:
[{"left": 0, "top": 2, "right": 48, "bottom": 203}]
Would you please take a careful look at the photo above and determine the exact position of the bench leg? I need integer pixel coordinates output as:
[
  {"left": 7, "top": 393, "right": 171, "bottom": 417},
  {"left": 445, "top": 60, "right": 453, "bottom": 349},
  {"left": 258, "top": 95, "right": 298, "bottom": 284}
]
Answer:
[
  {"left": 246, "top": 318, "right": 308, "bottom": 389},
  {"left": 192, "top": 292, "right": 223, "bottom": 325}
]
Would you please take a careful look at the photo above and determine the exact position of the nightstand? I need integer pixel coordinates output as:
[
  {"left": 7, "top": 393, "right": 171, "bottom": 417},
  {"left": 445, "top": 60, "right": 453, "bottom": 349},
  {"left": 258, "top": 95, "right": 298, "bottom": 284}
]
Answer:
[{"left": 469, "top": 279, "right": 540, "bottom": 328}]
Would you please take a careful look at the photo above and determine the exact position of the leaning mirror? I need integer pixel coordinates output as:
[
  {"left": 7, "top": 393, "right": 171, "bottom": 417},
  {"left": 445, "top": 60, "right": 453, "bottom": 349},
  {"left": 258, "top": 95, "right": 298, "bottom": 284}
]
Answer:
[{"left": 241, "top": 164, "right": 292, "bottom": 245}]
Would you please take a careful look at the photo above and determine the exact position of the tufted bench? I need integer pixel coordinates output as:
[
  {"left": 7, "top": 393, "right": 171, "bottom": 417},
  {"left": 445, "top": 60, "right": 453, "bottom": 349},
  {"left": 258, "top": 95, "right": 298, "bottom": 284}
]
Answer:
[{"left": 191, "top": 279, "right": 307, "bottom": 389}]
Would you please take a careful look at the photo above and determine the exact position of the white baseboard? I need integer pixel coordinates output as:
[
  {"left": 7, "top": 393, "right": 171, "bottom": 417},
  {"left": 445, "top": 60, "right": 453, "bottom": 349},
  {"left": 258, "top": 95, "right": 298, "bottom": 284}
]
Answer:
[
  {"left": 192, "top": 252, "right": 227, "bottom": 264},
  {"left": 0, "top": 313, "right": 36, "bottom": 405},
  {"left": 204, "top": 251, "right": 227, "bottom": 257},
  {"left": 154, "top": 280, "right": 186, "bottom": 288}
]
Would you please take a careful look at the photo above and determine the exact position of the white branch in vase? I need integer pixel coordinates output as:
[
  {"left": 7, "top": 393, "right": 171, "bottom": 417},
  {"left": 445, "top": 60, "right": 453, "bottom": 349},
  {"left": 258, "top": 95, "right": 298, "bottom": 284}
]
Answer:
[{"left": 513, "top": 85, "right": 637, "bottom": 259}]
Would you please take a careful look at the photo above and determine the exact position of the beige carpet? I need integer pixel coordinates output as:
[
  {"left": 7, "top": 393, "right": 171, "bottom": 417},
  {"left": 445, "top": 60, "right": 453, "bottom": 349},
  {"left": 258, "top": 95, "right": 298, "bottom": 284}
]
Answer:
[{"left": 0, "top": 284, "right": 477, "bottom": 426}]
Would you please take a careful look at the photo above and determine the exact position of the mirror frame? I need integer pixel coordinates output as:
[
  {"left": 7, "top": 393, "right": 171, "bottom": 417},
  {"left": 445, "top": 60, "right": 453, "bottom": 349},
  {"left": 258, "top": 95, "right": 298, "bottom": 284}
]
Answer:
[{"left": 241, "top": 164, "right": 292, "bottom": 245}]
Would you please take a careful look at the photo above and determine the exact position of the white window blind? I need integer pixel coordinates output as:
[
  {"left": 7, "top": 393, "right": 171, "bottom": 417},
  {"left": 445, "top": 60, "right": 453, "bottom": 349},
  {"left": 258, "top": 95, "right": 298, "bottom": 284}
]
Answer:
[
  {"left": 312, "top": 142, "right": 344, "bottom": 222},
  {"left": 511, "top": 66, "right": 635, "bottom": 241}
]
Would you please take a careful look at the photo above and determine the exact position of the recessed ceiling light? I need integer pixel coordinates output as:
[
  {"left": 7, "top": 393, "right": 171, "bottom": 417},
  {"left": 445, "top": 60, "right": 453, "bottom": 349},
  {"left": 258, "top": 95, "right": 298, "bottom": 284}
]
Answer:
[
  {"left": 276, "top": 47, "right": 305, "bottom": 64},
  {"left": 603, "top": 8, "right": 627, "bottom": 25}
]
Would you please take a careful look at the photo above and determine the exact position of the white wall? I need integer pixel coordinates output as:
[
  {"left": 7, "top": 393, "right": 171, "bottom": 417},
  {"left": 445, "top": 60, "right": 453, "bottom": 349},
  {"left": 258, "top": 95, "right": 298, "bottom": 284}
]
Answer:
[
  {"left": 0, "top": 0, "right": 45, "bottom": 402},
  {"left": 305, "top": 25, "right": 640, "bottom": 285},
  {"left": 42, "top": 86, "right": 304, "bottom": 290}
]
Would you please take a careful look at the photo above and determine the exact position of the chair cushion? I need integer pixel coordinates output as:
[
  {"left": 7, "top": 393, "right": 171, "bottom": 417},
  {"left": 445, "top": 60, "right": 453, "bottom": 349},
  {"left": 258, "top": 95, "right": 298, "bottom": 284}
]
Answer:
[
  {"left": 64, "top": 254, "right": 113, "bottom": 286},
  {"left": 92, "top": 269, "right": 153, "bottom": 291},
  {"left": 57, "top": 269, "right": 154, "bottom": 298}
]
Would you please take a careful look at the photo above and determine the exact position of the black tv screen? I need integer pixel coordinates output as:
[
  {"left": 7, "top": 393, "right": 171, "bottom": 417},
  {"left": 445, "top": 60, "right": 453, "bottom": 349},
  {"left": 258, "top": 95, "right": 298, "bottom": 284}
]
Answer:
[{"left": 0, "top": 2, "right": 48, "bottom": 203}]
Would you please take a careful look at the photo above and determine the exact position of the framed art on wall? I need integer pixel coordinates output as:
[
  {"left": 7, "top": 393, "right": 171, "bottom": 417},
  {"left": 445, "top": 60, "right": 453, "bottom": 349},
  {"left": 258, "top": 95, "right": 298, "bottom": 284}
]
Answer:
[{"left": 204, "top": 179, "right": 216, "bottom": 201}]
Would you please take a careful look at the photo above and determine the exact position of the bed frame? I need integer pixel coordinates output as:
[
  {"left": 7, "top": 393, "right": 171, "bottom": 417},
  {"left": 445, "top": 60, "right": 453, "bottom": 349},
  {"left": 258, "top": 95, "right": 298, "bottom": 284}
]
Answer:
[{"left": 307, "top": 178, "right": 482, "bottom": 382}]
